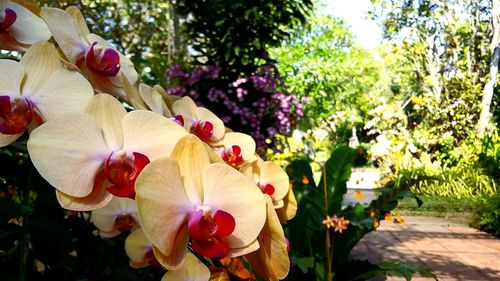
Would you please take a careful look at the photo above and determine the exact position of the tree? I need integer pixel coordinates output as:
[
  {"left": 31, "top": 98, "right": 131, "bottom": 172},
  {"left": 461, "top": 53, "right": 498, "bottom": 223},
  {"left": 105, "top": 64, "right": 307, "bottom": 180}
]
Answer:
[{"left": 478, "top": 0, "right": 500, "bottom": 136}]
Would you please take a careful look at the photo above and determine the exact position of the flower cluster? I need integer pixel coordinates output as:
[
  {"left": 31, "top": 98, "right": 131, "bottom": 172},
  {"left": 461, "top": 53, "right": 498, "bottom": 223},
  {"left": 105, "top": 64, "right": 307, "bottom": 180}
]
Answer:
[
  {"left": 165, "top": 63, "right": 305, "bottom": 155},
  {"left": 0, "top": 2, "right": 296, "bottom": 280}
]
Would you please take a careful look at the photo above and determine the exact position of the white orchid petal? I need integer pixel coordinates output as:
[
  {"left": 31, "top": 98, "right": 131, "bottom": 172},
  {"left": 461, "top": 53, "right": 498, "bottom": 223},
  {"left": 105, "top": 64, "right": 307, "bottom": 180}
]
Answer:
[
  {"left": 85, "top": 94, "right": 126, "bottom": 151},
  {"left": 66, "top": 6, "right": 90, "bottom": 37},
  {"left": 27, "top": 69, "right": 93, "bottom": 122},
  {"left": 28, "top": 113, "right": 111, "bottom": 197},
  {"left": 40, "top": 7, "right": 88, "bottom": 63},
  {"left": 7, "top": 2, "right": 51, "bottom": 44},
  {"left": 19, "top": 42, "right": 62, "bottom": 96},
  {"left": 0, "top": 59, "right": 23, "bottom": 97}
]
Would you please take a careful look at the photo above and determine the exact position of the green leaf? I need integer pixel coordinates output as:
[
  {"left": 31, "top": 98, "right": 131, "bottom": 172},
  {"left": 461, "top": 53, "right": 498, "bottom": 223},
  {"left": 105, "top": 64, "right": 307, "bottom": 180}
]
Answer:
[
  {"left": 294, "top": 256, "right": 315, "bottom": 273},
  {"left": 319, "top": 146, "right": 357, "bottom": 215}
]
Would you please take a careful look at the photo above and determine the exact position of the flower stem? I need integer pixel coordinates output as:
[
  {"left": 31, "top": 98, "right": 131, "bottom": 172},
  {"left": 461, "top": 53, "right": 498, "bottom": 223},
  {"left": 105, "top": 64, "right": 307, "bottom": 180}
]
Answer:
[{"left": 322, "top": 163, "right": 332, "bottom": 281}]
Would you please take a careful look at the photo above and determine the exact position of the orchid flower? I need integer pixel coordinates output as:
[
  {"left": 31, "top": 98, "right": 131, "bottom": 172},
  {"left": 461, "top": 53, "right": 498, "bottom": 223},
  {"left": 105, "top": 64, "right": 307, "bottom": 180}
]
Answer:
[
  {"left": 135, "top": 135, "right": 266, "bottom": 270},
  {"left": 244, "top": 196, "right": 290, "bottom": 281},
  {"left": 27, "top": 94, "right": 188, "bottom": 211},
  {"left": 121, "top": 76, "right": 184, "bottom": 125},
  {"left": 216, "top": 132, "right": 256, "bottom": 168},
  {"left": 91, "top": 197, "right": 139, "bottom": 238},
  {"left": 241, "top": 157, "right": 290, "bottom": 209},
  {"left": 0, "top": 41, "right": 93, "bottom": 147},
  {"left": 0, "top": 0, "right": 51, "bottom": 51},
  {"left": 276, "top": 187, "right": 298, "bottom": 223},
  {"left": 125, "top": 228, "right": 161, "bottom": 269},
  {"left": 40, "top": 7, "right": 138, "bottom": 97},
  {"left": 172, "top": 96, "right": 225, "bottom": 144},
  {"left": 161, "top": 252, "right": 210, "bottom": 281}
]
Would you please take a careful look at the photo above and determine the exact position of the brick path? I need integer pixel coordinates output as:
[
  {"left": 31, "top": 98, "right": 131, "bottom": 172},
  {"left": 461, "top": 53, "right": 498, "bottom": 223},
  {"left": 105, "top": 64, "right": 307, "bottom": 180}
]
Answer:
[{"left": 350, "top": 216, "right": 500, "bottom": 281}]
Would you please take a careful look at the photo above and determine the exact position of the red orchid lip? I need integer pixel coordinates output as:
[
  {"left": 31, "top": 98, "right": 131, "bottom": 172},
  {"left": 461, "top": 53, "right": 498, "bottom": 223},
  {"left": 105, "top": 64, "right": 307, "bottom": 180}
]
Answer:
[
  {"left": 0, "top": 8, "right": 17, "bottom": 32},
  {"left": 105, "top": 151, "right": 150, "bottom": 199},
  {"left": 85, "top": 42, "right": 121, "bottom": 77},
  {"left": 0, "top": 96, "right": 34, "bottom": 135},
  {"left": 188, "top": 209, "right": 235, "bottom": 258},
  {"left": 191, "top": 120, "right": 214, "bottom": 142}
]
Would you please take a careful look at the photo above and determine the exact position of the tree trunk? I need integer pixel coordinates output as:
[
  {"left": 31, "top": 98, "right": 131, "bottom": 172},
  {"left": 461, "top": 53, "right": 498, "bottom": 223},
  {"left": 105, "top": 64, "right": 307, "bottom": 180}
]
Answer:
[{"left": 477, "top": 0, "right": 500, "bottom": 136}]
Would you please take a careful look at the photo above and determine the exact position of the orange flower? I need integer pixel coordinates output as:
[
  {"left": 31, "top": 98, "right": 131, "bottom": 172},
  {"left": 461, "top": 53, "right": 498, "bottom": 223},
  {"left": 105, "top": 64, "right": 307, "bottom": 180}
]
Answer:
[
  {"left": 354, "top": 190, "right": 364, "bottom": 200},
  {"left": 384, "top": 212, "right": 392, "bottom": 221},
  {"left": 322, "top": 215, "right": 350, "bottom": 233},
  {"left": 373, "top": 219, "right": 380, "bottom": 229},
  {"left": 301, "top": 175, "right": 309, "bottom": 185}
]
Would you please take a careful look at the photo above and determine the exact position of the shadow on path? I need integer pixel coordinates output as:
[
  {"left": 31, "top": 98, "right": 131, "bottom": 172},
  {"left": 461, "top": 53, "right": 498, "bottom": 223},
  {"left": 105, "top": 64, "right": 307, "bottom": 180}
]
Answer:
[{"left": 350, "top": 216, "right": 500, "bottom": 281}]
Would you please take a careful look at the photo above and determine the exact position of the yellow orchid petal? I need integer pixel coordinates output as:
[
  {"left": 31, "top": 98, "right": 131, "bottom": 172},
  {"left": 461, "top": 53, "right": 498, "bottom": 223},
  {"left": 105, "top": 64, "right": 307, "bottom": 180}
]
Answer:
[
  {"left": 121, "top": 73, "right": 147, "bottom": 110},
  {"left": 139, "top": 83, "right": 171, "bottom": 117},
  {"left": 0, "top": 59, "right": 23, "bottom": 97},
  {"left": 125, "top": 228, "right": 152, "bottom": 268},
  {"left": 277, "top": 189, "right": 297, "bottom": 223},
  {"left": 5, "top": 1, "right": 51, "bottom": 45},
  {"left": 152, "top": 225, "right": 189, "bottom": 270},
  {"left": 26, "top": 68, "right": 94, "bottom": 122},
  {"left": 90, "top": 197, "right": 138, "bottom": 234},
  {"left": 222, "top": 132, "right": 256, "bottom": 162},
  {"left": 260, "top": 162, "right": 289, "bottom": 204},
  {"left": 55, "top": 186, "right": 112, "bottom": 212},
  {"left": 66, "top": 6, "right": 90, "bottom": 37},
  {"left": 203, "top": 163, "right": 266, "bottom": 249},
  {"left": 170, "top": 135, "right": 210, "bottom": 205},
  {"left": 85, "top": 94, "right": 126, "bottom": 151},
  {"left": 19, "top": 41, "right": 62, "bottom": 96},
  {"left": 245, "top": 196, "right": 290, "bottom": 281},
  {"left": 135, "top": 158, "right": 193, "bottom": 256},
  {"left": 122, "top": 110, "right": 188, "bottom": 160},
  {"left": 0, "top": 132, "right": 22, "bottom": 148},
  {"left": 161, "top": 252, "right": 210, "bottom": 281},
  {"left": 28, "top": 113, "right": 111, "bottom": 198},
  {"left": 40, "top": 7, "right": 88, "bottom": 63},
  {"left": 228, "top": 239, "right": 260, "bottom": 257}
]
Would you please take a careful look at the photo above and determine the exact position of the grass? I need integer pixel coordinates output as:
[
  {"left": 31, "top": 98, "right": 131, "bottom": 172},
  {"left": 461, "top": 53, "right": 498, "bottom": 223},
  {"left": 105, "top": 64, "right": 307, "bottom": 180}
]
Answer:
[{"left": 394, "top": 195, "right": 476, "bottom": 221}]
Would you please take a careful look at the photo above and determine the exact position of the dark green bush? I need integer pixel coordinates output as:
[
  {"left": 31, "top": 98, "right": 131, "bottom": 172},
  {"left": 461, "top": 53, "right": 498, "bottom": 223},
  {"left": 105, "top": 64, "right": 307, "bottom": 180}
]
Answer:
[{"left": 471, "top": 194, "right": 500, "bottom": 237}]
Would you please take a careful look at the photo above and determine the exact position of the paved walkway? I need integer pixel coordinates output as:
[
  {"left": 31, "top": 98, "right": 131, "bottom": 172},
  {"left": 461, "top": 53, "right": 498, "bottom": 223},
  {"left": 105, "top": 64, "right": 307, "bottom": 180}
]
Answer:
[{"left": 350, "top": 216, "right": 500, "bottom": 280}]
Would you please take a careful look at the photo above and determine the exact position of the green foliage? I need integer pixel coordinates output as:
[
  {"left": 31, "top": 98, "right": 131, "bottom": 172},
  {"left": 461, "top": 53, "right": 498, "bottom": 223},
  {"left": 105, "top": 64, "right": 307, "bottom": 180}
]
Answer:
[
  {"left": 176, "top": 0, "right": 313, "bottom": 77},
  {"left": 284, "top": 146, "right": 433, "bottom": 281},
  {"left": 271, "top": 14, "right": 382, "bottom": 130},
  {"left": 471, "top": 194, "right": 500, "bottom": 237}
]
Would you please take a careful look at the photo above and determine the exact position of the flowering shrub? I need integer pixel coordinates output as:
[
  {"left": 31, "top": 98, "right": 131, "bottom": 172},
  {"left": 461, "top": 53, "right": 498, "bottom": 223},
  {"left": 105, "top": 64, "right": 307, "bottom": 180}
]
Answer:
[
  {"left": 0, "top": 2, "right": 296, "bottom": 280},
  {"left": 165, "top": 63, "right": 305, "bottom": 155}
]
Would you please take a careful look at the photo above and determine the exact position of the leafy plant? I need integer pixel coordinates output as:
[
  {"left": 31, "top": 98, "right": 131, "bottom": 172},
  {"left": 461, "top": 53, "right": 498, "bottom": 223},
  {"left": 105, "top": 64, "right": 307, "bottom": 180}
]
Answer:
[
  {"left": 284, "top": 146, "right": 435, "bottom": 281},
  {"left": 471, "top": 194, "right": 500, "bottom": 237}
]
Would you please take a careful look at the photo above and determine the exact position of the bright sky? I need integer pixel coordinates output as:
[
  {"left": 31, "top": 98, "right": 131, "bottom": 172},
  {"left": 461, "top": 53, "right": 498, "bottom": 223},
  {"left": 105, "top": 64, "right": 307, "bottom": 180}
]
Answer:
[{"left": 322, "top": 0, "right": 383, "bottom": 48}]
